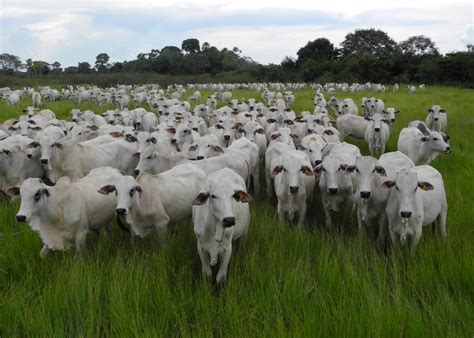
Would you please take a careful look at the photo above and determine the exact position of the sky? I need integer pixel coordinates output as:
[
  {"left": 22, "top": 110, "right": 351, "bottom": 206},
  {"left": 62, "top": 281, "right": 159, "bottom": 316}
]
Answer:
[{"left": 0, "top": 0, "right": 473, "bottom": 67}]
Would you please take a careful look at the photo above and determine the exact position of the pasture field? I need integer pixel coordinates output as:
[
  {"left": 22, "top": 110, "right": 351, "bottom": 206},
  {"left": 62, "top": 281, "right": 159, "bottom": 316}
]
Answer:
[{"left": 0, "top": 86, "right": 473, "bottom": 337}]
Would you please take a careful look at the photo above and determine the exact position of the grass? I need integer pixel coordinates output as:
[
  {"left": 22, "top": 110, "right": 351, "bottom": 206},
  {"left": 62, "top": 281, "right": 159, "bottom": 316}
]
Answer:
[{"left": 0, "top": 86, "right": 473, "bottom": 336}]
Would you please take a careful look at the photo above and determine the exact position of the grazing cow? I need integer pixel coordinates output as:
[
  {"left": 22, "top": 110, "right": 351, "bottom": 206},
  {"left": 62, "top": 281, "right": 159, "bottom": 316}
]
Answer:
[
  {"left": 192, "top": 168, "right": 251, "bottom": 285},
  {"left": 383, "top": 165, "right": 447, "bottom": 252},
  {"left": 364, "top": 112, "right": 390, "bottom": 155},
  {"left": 315, "top": 142, "right": 361, "bottom": 227},
  {"left": 273, "top": 150, "right": 315, "bottom": 227},
  {"left": 425, "top": 105, "right": 447, "bottom": 132},
  {"left": 9, "top": 167, "right": 123, "bottom": 258},
  {"left": 398, "top": 123, "right": 451, "bottom": 165},
  {"left": 99, "top": 164, "right": 207, "bottom": 239},
  {"left": 347, "top": 152, "right": 414, "bottom": 241}
]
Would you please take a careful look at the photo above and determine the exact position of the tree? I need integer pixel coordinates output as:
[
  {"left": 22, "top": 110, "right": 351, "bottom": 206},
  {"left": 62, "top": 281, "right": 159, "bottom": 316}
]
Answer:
[
  {"left": 181, "top": 38, "right": 200, "bottom": 53},
  {"left": 95, "top": 53, "right": 110, "bottom": 72},
  {"left": 77, "top": 62, "right": 92, "bottom": 73},
  {"left": 399, "top": 35, "right": 439, "bottom": 57},
  {"left": 51, "top": 61, "right": 62, "bottom": 74},
  {"left": 0, "top": 53, "right": 22, "bottom": 74},
  {"left": 341, "top": 29, "right": 396, "bottom": 57},
  {"left": 296, "top": 38, "right": 335, "bottom": 64},
  {"left": 30, "top": 61, "right": 50, "bottom": 78}
]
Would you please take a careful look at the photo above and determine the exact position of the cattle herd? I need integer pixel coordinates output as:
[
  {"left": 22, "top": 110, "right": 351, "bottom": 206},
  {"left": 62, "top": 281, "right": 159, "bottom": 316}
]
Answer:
[{"left": 0, "top": 82, "right": 450, "bottom": 285}]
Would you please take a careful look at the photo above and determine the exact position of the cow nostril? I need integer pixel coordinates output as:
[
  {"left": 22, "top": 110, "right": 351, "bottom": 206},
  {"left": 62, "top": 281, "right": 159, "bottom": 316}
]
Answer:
[
  {"left": 290, "top": 186, "right": 299, "bottom": 194},
  {"left": 134, "top": 169, "right": 140, "bottom": 176},
  {"left": 27, "top": 154, "right": 32, "bottom": 159},
  {"left": 16, "top": 215, "right": 26, "bottom": 222},
  {"left": 192, "top": 128, "right": 198, "bottom": 131},
  {"left": 434, "top": 118, "right": 439, "bottom": 121},
  {"left": 360, "top": 191, "right": 371, "bottom": 199},
  {"left": 224, "top": 135, "right": 231, "bottom": 140},
  {"left": 375, "top": 128, "right": 380, "bottom": 132},
  {"left": 116, "top": 208, "right": 126, "bottom": 216},
  {"left": 314, "top": 160, "right": 322, "bottom": 166},
  {"left": 401, "top": 211, "right": 412, "bottom": 218},
  {"left": 222, "top": 217, "right": 235, "bottom": 228},
  {"left": 171, "top": 139, "right": 176, "bottom": 144},
  {"left": 328, "top": 188, "right": 338, "bottom": 195},
  {"left": 72, "top": 119, "right": 77, "bottom": 122},
  {"left": 40, "top": 159, "right": 48, "bottom": 164},
  {"left": 197, "top": 156, "right": 204, "bottom": 160},
  {"left": 446, "top": 146, "right": 451, "bottom": 153}
]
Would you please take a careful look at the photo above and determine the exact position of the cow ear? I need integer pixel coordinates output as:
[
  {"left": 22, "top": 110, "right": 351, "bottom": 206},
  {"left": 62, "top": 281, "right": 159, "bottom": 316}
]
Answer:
[
  {"left": 53, "top": 142, "right": 63, "bottom": 149},
  {"left": 126, "top": 135, "right": 137, "bottom": 143},
  {"left": 27, "top": 142, "right": 40, "bottom": 149},
  {"left": 395, "top": 110, "right": 400, "bottom": 114},
  {"left": 166, "top": 127, "right": 176, "bottom": 134},
  {"left": 212, "top": 145, "right": 225, "bottom": 154},
  {"left": 382, "top": 180, "right": 396, "bottom": 189},
  {"left": 109, "top": 131, "right": 122, "bottom": 138},
  {"left": 267, "top": 118, "right": 276, "bottom": 123},
  {"left": 31, "top": 126, "right": 42, "bottom": 131},
  {"left": 270, "top": 133, "right": 280, "bottom": 140},
  {"left": 417, "top": 182, "right": 434, "bottom": 191},
  {"left": 188, "top": 144, "right": 198, "bottom": 152},
  {"left": 88, "top": 125, "right": 99, "bottom": 131},
  {"left": 272, "top": 165, "right": 284, "bottom": 176},
  {"left": 233, "top": 190, "right": 253, "bottom": 203},
  {"left": 300, "top": 165, "right": 314, "bottom": 176},
  {"left": 339, "top": 164, "right": 348, "bottom": 172},
  {"left": 6, "top": 186, "right": 20, "bottom": 197},
  {"left": 290, "top": 134, "right": 300, "bottom": 142},
  {"left": 323, "top": 129, "right": 334, "bottom": 136},
  {"left": 42, "top": 188, "right": 50, "bottom": 197},
  {"left": 132, "top": 152, "right": 140, "bottom": 159},
  {"left": 375, "top": 166, "right": 387, "bottom": 176},
  {"left": 255, "top": 128, "right": 264, "bottom": 134},
  {"left": 364, "top": 117, "right": 372, "bottom": 121},
  {"left": 192, "top": 192, "right": 209, "bottom": 205},
  {"left": 2, "top": 149, "right": 12, "bottom": 156},
  {"left": 420, "top": 136, "right": 428, "bottom": 142},
  {"left": 135, "top": 186, "right": 143, "bottom": 194},
  {"left": 98, "top": 185, "right": 116, "bottom": 195}
]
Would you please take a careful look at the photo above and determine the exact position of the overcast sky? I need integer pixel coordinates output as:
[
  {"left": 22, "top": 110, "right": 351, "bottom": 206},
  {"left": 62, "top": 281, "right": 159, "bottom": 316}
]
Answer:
[{"left": 1, "top": 0, "right": 472, "bottom": 67}]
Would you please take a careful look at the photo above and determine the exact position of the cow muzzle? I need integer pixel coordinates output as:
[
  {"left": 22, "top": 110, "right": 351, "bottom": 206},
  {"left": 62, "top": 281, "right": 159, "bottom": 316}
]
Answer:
[
  {"left": 328, "top": 188, "right": 338, "bottom": 195},
  {"left": 290, "top": 186, "right": 299, "bottom": 194},
  {"left": 40, "top": 159, "right": 48, "bottom": 164},
  {"left": 400, "top": 211, "right": 412, "bottom": 218},
  {"left": 360, "top": 191, "right": 371, "bottom": 199},
  {"left": 16, "top": 215, "right": 26, "bottom": 222},
  {"left": 116, "top": 208, "right": 127, "bottom": 216},
  {"left": 222, "top": 217, "right": 235, "bottom": 228}
]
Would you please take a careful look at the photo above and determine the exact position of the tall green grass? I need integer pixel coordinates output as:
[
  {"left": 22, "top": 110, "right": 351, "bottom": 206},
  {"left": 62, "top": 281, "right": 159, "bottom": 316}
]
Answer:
[{"left": 0, "top": 86, "right": 472, "bottom": 336}]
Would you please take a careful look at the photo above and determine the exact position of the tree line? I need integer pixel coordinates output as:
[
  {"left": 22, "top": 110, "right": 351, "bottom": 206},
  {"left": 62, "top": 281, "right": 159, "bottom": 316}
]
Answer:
[{"left": 1, "top": 29, "right": 473, "bottom": 86}]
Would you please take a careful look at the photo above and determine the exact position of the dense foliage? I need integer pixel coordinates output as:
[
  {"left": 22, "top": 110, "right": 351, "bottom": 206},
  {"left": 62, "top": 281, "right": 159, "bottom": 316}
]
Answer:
[{"left": 1, "top": 29, "right": 473, "bottom": 87}]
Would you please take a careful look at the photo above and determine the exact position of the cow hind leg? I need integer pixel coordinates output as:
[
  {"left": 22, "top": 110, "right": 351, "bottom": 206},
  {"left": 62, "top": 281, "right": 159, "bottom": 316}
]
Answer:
[{"left": 438, "top": 204, "right": 448, "bottom": 238}]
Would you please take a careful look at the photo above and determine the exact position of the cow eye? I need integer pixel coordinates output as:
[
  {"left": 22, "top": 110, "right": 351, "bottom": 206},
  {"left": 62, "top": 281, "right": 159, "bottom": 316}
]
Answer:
[
  {"left": 322, "top": 168, "right": 327, "bottom": 172},
  {"left": 433, "top": 138, "right": 438, "bottom": 141},
  {"left": 129, "top": 189, "right": 134, "bottom": 197},
  {"left": 309, "top": 149, "right": 313, "bottom": 153},
  {"left": 34, "top": 191, "right": 41, "bottom": 201},
  {"left": 395, "top": 186, "right": 399, "bottom": 191},
  {"left": 146, "top": 156, "right": 152, "bottom": 159},
  {"left": 211, "top": 194, "right": 217, "bottom": 199}
]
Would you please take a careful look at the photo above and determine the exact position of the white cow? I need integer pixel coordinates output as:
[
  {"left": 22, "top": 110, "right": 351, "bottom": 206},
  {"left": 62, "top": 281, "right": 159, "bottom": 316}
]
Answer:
[
  {"left": 192, "top": 168, "right": 251, "bottom": 285},
  {"left": 397, "top": 123, "right": 451, "bottom": 165},
  {"left": 425, "top": 105, "right": 447, "bottom": 132},
  {"left": 272, "top": 150, "right": 315, "bottom": 227},
  {"left": 364, "top": 112, "right": 390, "bottom": 155},
  {"left": 44, "top": 137, "right": 138, "bottom": 181},
  {"left": 99, "top": 164, "right": 207, "bottom": 239},
  {"left": 336, "top": 114, "right": 370, "bottom": 141},
  {"left": 334, "top": 98, "right": 358, "bottom": 116},
  {"left": 315, "top": 142, "right": 361, "bottom": 227},
  {"left": 383, "top": 165, "right": 447, "bottom": 252},
  {"left": 347, "top": 152, "right": 414, "bottom": 241},
  {"left": 10, "top": 167, "right": 123, "bottom": 258}
]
